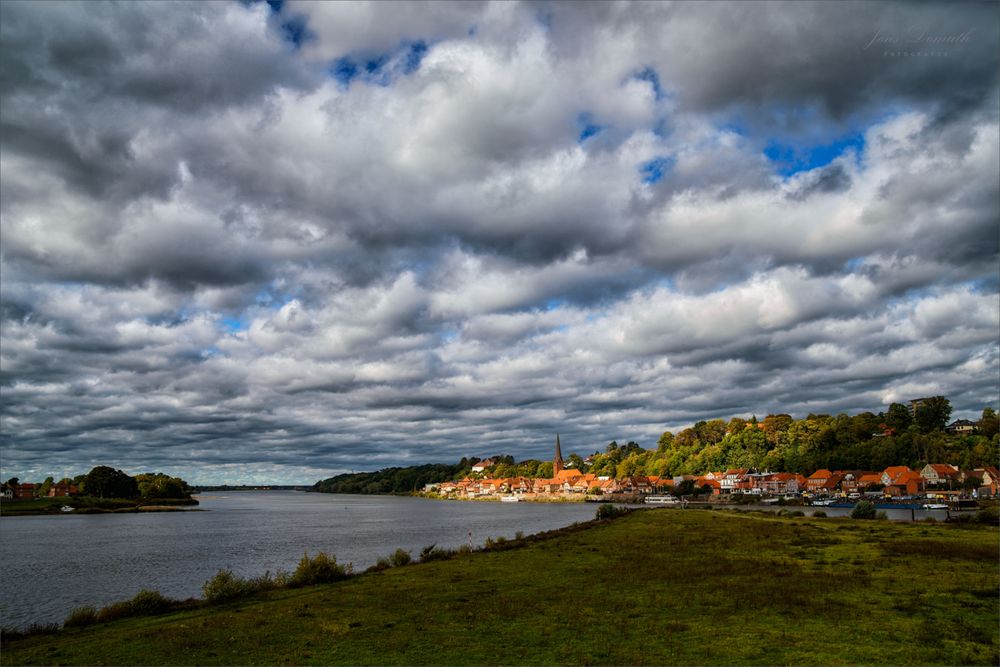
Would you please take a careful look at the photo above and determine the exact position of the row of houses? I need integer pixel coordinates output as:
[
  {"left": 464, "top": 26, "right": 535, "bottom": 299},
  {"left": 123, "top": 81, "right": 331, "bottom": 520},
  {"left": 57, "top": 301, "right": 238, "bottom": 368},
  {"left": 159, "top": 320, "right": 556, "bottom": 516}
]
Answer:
[
  {"left": 0, "top": 482, "right": 79, "bottom": 501},
  {"left": 658, "top": 464, "right": 998, "bottom": 498},
  {"left": 429, "top": 464, "right": 1000, "bottom": 500},
  {"left": 434, "top": 467, "right": 675, "bottom": 499}
]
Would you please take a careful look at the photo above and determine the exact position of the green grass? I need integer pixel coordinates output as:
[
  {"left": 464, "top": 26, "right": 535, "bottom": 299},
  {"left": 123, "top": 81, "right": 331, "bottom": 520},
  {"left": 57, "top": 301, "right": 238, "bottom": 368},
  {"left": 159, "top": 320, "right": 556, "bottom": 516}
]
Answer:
[{"left": 4, "top": 509, "right": 998, "bottom": 665}]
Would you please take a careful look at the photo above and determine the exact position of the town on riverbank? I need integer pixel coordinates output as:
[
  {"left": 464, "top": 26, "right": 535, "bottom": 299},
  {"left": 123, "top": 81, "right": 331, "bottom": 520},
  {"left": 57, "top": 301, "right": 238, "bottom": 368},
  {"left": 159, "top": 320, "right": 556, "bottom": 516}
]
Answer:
[
  {"left": 424, "top": 440, "right": 998, "bottom": 508},
  {"left": 314, "top": 400, "right": 999, "bottom": 506}
]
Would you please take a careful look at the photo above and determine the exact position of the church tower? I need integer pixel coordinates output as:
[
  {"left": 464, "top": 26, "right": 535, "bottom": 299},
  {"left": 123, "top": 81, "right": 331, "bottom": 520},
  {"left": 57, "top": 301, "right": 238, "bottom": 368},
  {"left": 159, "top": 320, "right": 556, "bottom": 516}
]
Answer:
[{"left": 553, "top": 434, "right": 564, "bottom": 476}]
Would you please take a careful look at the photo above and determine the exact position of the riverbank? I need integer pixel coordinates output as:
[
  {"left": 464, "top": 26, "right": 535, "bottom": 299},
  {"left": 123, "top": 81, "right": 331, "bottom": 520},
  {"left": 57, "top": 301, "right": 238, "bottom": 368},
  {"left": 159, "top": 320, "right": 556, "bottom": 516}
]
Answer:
[
  {"left": 0, "top": 496, "right": 199, "bottom": 517},
  {"left": 4, "top": 507, "right": 997, "bottom": 665}
]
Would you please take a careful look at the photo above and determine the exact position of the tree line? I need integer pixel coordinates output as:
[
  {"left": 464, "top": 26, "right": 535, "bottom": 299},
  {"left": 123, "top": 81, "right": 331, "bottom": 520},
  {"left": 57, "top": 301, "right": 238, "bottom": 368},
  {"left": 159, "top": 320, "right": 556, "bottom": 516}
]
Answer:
[{"left": 4, "top": 467, "right": 194, "bottom": 500}]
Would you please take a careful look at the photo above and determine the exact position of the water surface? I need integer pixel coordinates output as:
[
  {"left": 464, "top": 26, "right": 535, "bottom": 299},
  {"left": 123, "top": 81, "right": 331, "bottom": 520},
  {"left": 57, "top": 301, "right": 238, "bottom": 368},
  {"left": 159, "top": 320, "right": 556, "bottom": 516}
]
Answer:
[{"left": 0, "top": 492, "right": 597, "bottom": 628}]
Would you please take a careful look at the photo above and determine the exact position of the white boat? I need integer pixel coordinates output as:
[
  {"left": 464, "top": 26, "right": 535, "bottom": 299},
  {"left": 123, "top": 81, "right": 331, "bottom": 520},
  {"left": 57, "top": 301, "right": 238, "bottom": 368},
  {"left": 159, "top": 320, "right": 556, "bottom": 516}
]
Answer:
[
  {"left": 811, "top": 499, "right": 834, "bottom": 506},
  {"left": 922, "top": 503, "right": 948, "bottom": 510},
  {"left": 500, "top": 495, "right": 520, "bottom": 503},
  {"left": 645, "top": 495, "right": 679, "bottom": 504},
  {"left": 60, "top": 506, "right": 74, "bottom": 512}
]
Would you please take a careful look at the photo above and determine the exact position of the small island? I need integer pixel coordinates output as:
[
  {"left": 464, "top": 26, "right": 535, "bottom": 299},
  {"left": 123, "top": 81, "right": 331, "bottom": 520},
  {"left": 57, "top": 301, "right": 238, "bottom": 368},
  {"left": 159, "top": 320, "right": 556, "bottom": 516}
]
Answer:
[{"left": 0, "top": 466, "right": 198, "bottom": 516}]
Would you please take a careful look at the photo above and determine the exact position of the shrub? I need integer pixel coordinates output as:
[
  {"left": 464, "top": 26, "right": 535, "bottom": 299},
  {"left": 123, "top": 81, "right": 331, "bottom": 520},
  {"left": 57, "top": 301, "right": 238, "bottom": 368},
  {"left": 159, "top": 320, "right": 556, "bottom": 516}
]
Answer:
[
  {"left": 812, "top": 510, "right": 827, "bottom": 518},
  {"left": 389, "top": 548, "right": 412, "bottom": 567},
  {"left": 247, "top": 570, "right": 288, "bottom": 591},
  {"left": 420, "top": 544, "right": 454, "bottom": 562},
  {"left": 95, "top": 600, "right": 133, "bottom": 623},
  {"left": 851, "top": 500, "right": 877, "bottom": 519},
  {"left": 596, "top": 504, "right": 630, "bottom": 521},
  {"left": 128, "top": 589, "right": 173, "bottom": 616},
  {"left": 64, "top": 606, "right": 98, "bottom": 628},
  {"left": 515, "top": 531, "right": 524, "bottom": 541},
  {"left": 289, "top": 552, "right": 351, "bottom": 587},
  {"left": 876, "top": 511, "right": 888, "bottom": 520},
  {"left": 974, "top": 507, "right": 999, "bottom": 525},
  {"left": 202, "top": 569, "right": 248, "bottom": 604},
  {"left": 789, "top": 510, "right": 805, "bottom": 517}
]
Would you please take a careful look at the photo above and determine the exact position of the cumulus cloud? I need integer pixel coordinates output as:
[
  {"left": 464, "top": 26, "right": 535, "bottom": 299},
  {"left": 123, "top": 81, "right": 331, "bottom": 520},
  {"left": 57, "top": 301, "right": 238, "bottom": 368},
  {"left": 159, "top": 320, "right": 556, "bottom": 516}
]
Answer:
[{"left": 1, "top": 1, "right": 997, "bottom": 483}]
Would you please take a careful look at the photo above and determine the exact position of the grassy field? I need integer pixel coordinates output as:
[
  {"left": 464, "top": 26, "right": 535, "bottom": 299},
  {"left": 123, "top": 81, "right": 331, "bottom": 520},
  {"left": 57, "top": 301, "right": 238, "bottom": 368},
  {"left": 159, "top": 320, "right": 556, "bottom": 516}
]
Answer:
[{"left": 4, "top": 508, "right": 998, "bottom": 666}]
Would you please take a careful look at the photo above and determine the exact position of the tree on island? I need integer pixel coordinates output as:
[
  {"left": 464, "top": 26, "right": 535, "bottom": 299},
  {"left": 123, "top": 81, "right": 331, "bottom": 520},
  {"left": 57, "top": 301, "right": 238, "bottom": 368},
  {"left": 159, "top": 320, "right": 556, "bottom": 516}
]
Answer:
[{"left": 83, "top": 466, "right": 138, "bottom": 499}]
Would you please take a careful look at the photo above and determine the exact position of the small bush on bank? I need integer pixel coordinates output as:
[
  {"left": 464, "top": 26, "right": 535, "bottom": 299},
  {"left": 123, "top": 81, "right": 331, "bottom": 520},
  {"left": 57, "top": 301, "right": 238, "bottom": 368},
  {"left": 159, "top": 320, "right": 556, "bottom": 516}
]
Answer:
[
  {"left": 389, "top": 548, "right": 412, "bottom": 567},
  {"left": 975, "top": 507, "right": 999, "bottom": 525},
  {"left": 202, "top": 569, "right": 248, "bottom": 604},
  {"left": 63, "top": 606, "right": 98, "bottom": 628},
  {"left": 289, "top": 552, "right": 351, "bottom": 587},
  {"left": 812, "top": 510, "right": 827, "bottom": 518},
  {"left": 596, "top": 504, "right": 630, "bottom": 521},
  {"left": 419, "top": 544, "right": 454, "bottom": 562},
  {"left": 95, "top": 601, "right": 133, "bottom": 623},
  {"left": 851, "top": 500, "right": 877, "bottom": 519},
  {"left": 128, "top": 589, "right": 173, "bottom": 616},
  {"left": 370, "top": 549, "right": 411, "bottom": 573}
]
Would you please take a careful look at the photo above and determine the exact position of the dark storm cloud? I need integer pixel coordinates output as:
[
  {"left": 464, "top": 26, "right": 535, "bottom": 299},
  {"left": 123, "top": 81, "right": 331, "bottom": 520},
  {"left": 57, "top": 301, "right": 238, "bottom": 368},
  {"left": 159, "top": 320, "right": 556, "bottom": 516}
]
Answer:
[{"left": 1, "top": 1, "right": 997, "bottom": 484}]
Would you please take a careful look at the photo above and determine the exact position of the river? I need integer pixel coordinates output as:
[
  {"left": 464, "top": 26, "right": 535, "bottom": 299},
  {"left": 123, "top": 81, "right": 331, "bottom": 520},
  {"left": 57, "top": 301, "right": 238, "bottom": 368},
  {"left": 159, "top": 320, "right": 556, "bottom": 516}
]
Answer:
[{"left": 0, "top": 491, "right": 597, "bottom": 629}]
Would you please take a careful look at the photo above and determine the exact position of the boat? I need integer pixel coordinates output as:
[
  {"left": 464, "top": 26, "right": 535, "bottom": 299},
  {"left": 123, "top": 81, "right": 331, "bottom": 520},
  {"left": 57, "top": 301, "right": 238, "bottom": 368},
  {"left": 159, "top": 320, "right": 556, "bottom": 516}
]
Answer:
[
  {"left": 922, "top": 503, "right": 948, "bottom": 510},
  {"left": 60, "top": 506, "right": 74, "bottom": 512},
  {"left": 811, "top": 499, "right": 834, "bottom": 506},
  {"left": 500, "top": 495, "right": 520, "bottom": 503},
  {"left": 645, "top": 495, "right": 679, "bottom": 504}
]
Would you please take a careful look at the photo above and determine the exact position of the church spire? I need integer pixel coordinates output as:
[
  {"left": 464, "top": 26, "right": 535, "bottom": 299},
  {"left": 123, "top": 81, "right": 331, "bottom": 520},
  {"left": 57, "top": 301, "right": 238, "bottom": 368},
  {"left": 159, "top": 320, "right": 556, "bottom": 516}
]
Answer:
[{"left": 553, "top": 433, "right": 564, "bottom": 476}]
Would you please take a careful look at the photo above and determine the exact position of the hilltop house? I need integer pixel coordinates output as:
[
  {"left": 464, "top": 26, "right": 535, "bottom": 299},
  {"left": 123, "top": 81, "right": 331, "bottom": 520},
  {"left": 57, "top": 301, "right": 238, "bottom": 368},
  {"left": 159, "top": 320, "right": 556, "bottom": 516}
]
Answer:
[
  {"left": 945, "top": 419, "right": 977, "bottom": 435},
  {"left": 471, "top": 459, "right": 494, "bottom": 473}
]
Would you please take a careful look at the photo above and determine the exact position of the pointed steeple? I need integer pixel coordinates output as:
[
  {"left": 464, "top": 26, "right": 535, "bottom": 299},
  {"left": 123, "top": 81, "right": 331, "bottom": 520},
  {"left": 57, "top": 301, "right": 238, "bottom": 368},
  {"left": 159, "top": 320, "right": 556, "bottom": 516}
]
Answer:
[{"left": 553, "top": 433, "right": 564, "bottom": 476}]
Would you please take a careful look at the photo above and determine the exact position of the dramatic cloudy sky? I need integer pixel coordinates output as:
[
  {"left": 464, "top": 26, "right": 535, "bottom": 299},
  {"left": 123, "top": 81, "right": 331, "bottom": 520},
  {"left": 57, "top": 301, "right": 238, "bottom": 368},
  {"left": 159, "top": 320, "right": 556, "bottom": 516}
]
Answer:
[{"left": 1, "top": 1, "right": 998, "bottom": 484}]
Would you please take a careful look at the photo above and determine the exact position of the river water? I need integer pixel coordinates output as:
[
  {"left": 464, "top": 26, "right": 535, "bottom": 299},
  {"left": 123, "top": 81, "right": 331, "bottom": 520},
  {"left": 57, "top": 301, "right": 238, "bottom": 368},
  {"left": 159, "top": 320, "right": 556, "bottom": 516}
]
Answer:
[{"left": 0, "top": 492, "right": 597, "bottom": 629}]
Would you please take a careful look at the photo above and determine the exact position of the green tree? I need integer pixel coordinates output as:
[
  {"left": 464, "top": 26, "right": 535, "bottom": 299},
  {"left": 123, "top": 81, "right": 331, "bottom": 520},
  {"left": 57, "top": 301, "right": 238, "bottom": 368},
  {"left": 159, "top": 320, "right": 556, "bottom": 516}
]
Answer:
[
  {"left": 978, "top": 407, "right": 998, "bottom": 438},
  {"left": 83, "top": 466, "right": 138, "bottom": 499},
  {"left": 38, "top": 476, "right": 54, "bottom": 497},
  {"left": 883, "top": 403, "right": 911, "bottom": 432},
  {"left": 656, "top": 431, "right": 674, "bottom": 453},
  {"left": 914, "top": 396, "right": 951, "bottom": 433}
]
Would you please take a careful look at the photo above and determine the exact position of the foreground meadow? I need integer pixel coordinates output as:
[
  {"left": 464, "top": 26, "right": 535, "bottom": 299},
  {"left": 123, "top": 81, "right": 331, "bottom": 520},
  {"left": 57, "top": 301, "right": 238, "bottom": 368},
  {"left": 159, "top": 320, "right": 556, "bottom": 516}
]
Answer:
[{"left": 4, "top": 509, "right": 998, "bottom": 666}]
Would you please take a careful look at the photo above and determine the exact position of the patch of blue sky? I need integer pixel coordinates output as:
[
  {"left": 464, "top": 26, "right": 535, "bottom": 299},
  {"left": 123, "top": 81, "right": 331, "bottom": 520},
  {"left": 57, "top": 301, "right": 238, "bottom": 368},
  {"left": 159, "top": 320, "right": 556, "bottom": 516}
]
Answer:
[
  {"left": 639, "top": 155, "right": 675, "bottom": 185},
  {"left": 965, "top": 275, "right": 1000, "bottom": 294},
  {"left": 440, "top": 329, "right": 459, "bottom": 343},
  {"left": 279, "top": 15, "right": 311, "bottom": 48},
  {"left": 633, "top": 66, "right": 663, "bottom": 100},
  {"left": 330, "top": 57, "right": 359, "bottom": 87},
  {"left": 330, "top": 41, "right": 428, "bottom": 88},
  {"left": 245, "top": 0, "right": 311, "bottom": 48},
  {"left": 221, "top": 317, "right": 247, "bottom": 334},
  {"left": 534, "top": 7, "right": 553, "bottom": 32},
  {"left": 200, "top": 346, "right": 223, "bottom": 359},
  {"left": 651, "top": 117, "right": 671, "bottom": 139},
  {"left": 543, "top": 298, "right": 567, "bottom": 311},
  {"left": 764, "top": 132, "right": 865, "bottom": 177},
  {"left": 576, "top": 112, "right": 605, "bottom": 143},
  {"left": 843, "top": 257, "right": 867, "bottom": 272}
]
